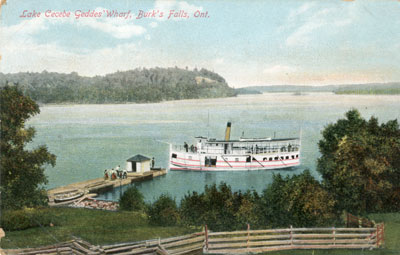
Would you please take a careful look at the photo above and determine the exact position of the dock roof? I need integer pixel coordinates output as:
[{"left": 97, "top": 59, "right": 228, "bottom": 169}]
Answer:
[{"left": 127, "top": 154, "right": 151, "bottom": 162}]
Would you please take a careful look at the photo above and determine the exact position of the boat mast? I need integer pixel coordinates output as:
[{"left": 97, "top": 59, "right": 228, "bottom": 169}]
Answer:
[
  {"left": 207, "top": 110, "right": 210, "bottom": 138},
  {"left": 299, "top": 127, "right": 302, "bottom": 147}
]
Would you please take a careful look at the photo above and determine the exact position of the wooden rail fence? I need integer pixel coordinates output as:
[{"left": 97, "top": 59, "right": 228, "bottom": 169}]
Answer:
[
  {"left": 204, "top": 224, "right": 384, "bottom": 254},
  {"left": 6, "top": 224, "right": 384, "bottom": 254},
  {"left": 7, "top": 232, "right": 205, "bottom": 255},
  {"left": 101, "top": 231, "right": 205, "bottom": 255}
]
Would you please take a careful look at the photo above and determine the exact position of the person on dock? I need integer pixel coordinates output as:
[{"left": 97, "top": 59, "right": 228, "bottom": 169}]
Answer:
[
  {"left": 152, "top": 157, "right": 155, "bottom": 169},
  {"left": 111, "top": 169, "right": 117, "bottom": 180},
  {"left": 104, "top": 169, "right": 108, "bottom": 180},
  {"left": 184, "top": 142, "right": 188, "bottom": 152},
  {"left": 115, "top": 165, "right": 121, "bottom": 178}
]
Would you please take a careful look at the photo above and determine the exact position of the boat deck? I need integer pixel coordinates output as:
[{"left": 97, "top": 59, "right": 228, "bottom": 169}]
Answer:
[{"left": 47, "top": 169, "right": 166, "bottom": 205}]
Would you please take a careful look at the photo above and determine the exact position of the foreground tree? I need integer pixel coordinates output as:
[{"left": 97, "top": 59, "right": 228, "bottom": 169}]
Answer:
[
  {"left": 261, "top": 170, "right": 336, "bottom": 227},
  {"left": 148, "top": 195, "right": 180, "bottom": 226},
  {"left": 180, "top": 183, "right": 261, "bottom": 231},
  {"left": 0, "top": 85, "right": 56, "bottom": 210},
  {"left": 317, "top": 109, "right": 400, "bottom": 214},
  {"left": 119, "top": 186, "right": 146, "bottom": 211}
]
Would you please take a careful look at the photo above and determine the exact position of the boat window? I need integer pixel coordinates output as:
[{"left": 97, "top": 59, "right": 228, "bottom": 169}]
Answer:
[
  {"left": 205, "top": 157, "right": 210, "bottom": 166},
  {"left": 263, "top": 157, "right": 267, "bottom": 161},
  {"left": 286, "top": 156, "right": 289, "bottom": 160},
  {"left": 269, "top": 157, "right": 273, "bottom": 161},
  {"left": 172, "top": 153, "right": 177, "bottom": 158},
  {"left": 280, "top": 156, "right": 284, "bottom": 160},
  {"left": 246, "top": 156, "right": 251, "bottom": 162},
  {"left": 296, "top": 154, "right": 299, "bottom": 158},
  {"left": 292, "top": 155, "right": 295, "bottom": 159},
  {"left": 274, "top": 157, "right": 278, "bottom": 160},
  {"left": 205, "top": 156, "right": 217, "bottom": 167}
]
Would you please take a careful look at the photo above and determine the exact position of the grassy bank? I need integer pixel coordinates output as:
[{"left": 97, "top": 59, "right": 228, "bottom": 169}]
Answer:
[{"left": 0, "top": 207, "right": 198, "bottom": 249}]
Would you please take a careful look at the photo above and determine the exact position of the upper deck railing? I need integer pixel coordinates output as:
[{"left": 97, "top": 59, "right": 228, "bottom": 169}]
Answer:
[{"left": 172, "top": 143, "right": 300, "bottom": 155}]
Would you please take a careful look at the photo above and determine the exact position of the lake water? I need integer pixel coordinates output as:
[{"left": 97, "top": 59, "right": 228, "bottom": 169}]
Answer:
[{"left": 28, "top": 93, "right": 400, "bottom": 202}]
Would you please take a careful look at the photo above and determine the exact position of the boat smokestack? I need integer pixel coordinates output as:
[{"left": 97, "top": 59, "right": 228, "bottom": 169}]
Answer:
[{"left": 225, "top": 122, "right": 231, "bottom": 141}]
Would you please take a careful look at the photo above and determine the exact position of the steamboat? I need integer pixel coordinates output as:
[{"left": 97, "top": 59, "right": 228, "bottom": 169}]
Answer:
[{"left": 169, "top": 122, "right": 301, "bottom": 171}]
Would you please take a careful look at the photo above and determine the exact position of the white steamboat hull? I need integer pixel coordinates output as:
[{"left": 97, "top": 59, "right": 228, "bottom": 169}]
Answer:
[{"left": 169, "top": 150, "right": 300, "bottom": 171}]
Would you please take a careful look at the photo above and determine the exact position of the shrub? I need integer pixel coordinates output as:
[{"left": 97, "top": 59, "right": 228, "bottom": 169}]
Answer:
[
  {"left": 149, "top": 195, "right": 179, "bottom": 226},
  {"left": 119, "top": 186, "right": 147, "bottom": 211},
  {"left": 1, "top": 207, "right": 57, "bottom": 231}
]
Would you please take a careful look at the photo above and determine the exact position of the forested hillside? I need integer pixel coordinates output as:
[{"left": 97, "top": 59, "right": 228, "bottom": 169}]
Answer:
[{"left": 0, "top": 67, "right": 236, "bottom": 104}]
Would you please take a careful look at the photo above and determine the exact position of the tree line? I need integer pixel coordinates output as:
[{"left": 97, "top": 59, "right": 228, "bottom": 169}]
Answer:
[
  {"left": 0, "top": 67, "right": 236, "bottom": 104},
  {"left": 243, "top": 82, "right": 400, "bottom": 94}
]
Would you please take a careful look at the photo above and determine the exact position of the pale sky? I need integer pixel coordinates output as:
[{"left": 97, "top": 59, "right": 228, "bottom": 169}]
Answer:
[{"left": 0, "top": 0, "right": 399, "bottom": 88}]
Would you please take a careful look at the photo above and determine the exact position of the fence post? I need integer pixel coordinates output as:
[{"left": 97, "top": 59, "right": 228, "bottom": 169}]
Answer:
[
  {"left": 333, "top": 227, "right": 336, "bottom": 246},
  {"left": 382, "top": 223, "right": 385, "bottom": 247},
  {"left": 290, "top": 225, "right": 293, "bottom": 246},
  {"left": 247, "top": 224, "right": 250, "bottom": 250},
  {"left": 205, "top": 225, "right": 209, "bottom": 252},
  {"left": 376, "top": 223, "right": 385, "bottom": 248},
  {"left": 376, "top": 224, "right": 380, "bottom": 248}
]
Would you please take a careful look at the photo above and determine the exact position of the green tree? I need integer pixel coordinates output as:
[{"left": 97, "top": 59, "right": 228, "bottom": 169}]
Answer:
[
  {"left": 201, "top": 183, "right": 237, "bottom": 231},
  {"left": 233, "top": 190, "right": 262, "bottom": 229},
  {"left": 317, "top": 109, "right": 400, "bottom": 214},
  {"left": 180, "top": 182, "right": 262, "bottom": 231},
  {"left": 261, "top": 170, "right": 336, "bottom": 227},
  {"left": 0, "top": 85, "right": 56, "bottom": 210},
  {"left": 180, "top": 191, "right": 207, "bottom": 227},
  {"left": 148, "top": 194, "right": 180, "bottom": 226},
  {"left": 119, "top": 186, "right": 146, "bottom": 211}
]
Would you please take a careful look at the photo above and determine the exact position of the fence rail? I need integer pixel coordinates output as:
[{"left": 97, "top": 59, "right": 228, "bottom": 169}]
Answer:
[{"left": 204, "top": 224, "right": 384, "bottom": 254}]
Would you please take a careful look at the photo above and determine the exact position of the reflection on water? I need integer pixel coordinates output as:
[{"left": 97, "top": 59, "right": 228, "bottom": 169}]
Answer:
[
  {"left": 204, "top": 172, "right": 216, "bottom": 186},
  {"left": 28, "top": 93, "right": 400, "bottom": 202}
]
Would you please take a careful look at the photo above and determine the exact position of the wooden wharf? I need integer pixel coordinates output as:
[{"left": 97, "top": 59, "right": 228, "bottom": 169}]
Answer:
[{"left": 47, "top": 169, "right": 167, "bottom": 205}]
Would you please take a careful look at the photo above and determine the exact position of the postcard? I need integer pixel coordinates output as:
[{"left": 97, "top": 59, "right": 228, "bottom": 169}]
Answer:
[{"left": 0, "top": 0, "right": 399, "bottom": 254}]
